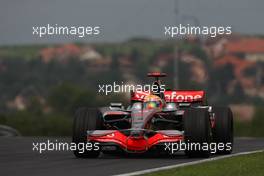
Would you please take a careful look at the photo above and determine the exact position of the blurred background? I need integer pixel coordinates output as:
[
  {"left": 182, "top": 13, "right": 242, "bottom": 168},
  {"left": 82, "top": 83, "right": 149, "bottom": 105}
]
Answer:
[{"left": 0, "top": 0, "right": 263, "bottom": 137}]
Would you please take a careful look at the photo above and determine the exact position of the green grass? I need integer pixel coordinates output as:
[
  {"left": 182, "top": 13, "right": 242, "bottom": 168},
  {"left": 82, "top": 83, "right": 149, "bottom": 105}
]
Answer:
[
  {"left": 0, "top": 111, "right": 73, "bottom": 136},
  {"left": 143, "top": 151, "right": 264, "bottom": 176},
  {"left": 0, "top": 45, "right": 43, "bottom": 60}
]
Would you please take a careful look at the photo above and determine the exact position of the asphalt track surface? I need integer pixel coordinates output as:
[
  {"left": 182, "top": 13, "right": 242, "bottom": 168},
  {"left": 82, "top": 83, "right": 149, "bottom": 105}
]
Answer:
[{"left": 0, "top": 137, "right": 263, "bottom": 176}]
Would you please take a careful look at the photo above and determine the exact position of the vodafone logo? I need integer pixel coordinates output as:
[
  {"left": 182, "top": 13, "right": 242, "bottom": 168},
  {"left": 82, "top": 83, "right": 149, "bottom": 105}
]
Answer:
[
  {"left": 133, "top": 91, "right": 149, "bottom": 100},
  {"left": 131, "top": 90, "right": 204, "bottom": 103},
  {"left": 165, "top": 91, "right": 203, "bottom": 102}
]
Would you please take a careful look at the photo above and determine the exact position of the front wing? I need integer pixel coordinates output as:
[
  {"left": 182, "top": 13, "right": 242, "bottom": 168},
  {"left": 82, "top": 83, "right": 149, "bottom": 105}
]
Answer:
[{"left": 87, "top": 130, "right": 183, "bottom": 152}]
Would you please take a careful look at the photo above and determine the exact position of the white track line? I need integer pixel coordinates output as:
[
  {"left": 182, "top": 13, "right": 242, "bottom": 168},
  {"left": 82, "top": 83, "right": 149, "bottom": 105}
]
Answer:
[{"left": 114, "top": 149, "right": 264, "bottom": 176}]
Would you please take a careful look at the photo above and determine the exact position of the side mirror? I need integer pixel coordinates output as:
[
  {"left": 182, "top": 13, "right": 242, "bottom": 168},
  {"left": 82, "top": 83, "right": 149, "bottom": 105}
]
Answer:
[{"left": 110, "top": 103, "right": 123, "bottom": 110}]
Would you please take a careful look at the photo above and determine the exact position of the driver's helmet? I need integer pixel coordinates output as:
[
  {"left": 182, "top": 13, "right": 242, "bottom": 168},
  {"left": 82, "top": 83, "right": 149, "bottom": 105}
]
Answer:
[{"left": 143, "top": 94, "right": 164, "bottom": 109}]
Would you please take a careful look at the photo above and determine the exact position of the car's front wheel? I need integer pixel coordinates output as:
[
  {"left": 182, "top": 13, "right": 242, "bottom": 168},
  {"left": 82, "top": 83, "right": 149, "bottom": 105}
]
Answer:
[
  {"left": 184, "top": 108, "right": 212, "bottom": 158},
  {"left": 72, "top": 107, "right": 103, "bottom": 158},
  {"left": 212, "top": 107, "right": 233, "bottom": 154}
]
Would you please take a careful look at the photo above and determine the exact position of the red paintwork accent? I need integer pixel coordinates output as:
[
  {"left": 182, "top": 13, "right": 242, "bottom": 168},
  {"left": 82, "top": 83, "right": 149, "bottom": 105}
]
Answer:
[
  {"left": 164, "top": 90, "right": 204, "bottom": 103},
  {"left": 88, "top": 131, "right": 183, "bottom": 152},
  {"left": 210, "top": 117, "right": 216, "bottom": 128},
  {"left": 147, "top": 72, "right": 167, "bottom": 77},
  {"left": 104, "top": 111, "right": 129, "bottom": 116},
  {"left": 131, "top": 91, "right": 150, "bottom": 101}
]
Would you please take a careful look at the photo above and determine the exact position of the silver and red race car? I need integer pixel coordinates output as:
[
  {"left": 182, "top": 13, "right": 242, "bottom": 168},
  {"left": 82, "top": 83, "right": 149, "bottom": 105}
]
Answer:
[{"left": 72, "top": 73, "right": 233, "bottom": 158}]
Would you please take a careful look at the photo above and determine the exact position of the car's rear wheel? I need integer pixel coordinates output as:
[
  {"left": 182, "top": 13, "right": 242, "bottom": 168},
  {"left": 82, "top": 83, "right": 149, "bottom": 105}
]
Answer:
[
  {"left": 212, "top": 107, "right": 233, "bottom": 154},
  {"left": 184, "top": 108, "right": 211, "bottom": 158},
  {"left": 72, "top": 107, "right": 103, "bottom": 158}
]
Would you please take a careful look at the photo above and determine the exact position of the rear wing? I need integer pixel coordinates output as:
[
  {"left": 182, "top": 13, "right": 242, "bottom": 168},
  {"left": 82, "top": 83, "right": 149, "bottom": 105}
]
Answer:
[
  {"left": 164, "top": 90, "right": 205, "bottom": 103},
  {"left": 131, "top": 73, "right": 205, "bottom": 103},
  {"left": 131, "top": 90, "right": 205, "bottom": 103}
]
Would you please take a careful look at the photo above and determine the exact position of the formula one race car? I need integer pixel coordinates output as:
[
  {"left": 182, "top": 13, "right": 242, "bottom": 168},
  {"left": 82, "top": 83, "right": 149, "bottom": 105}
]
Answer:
[{"left": 72, "top": 73, "right": 233, "bottom": 158}]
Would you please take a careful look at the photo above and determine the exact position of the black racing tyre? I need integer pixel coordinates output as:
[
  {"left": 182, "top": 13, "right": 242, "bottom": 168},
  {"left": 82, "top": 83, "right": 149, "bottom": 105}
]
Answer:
[
  {"left": 184, "top": 108, "right": 211, "bottom": 158},
  {"left": 212, "top": 107, "right": 233, "bottom": 154},
  {"left": 72, "top": 107, "right": 103, "bottom": 158}
]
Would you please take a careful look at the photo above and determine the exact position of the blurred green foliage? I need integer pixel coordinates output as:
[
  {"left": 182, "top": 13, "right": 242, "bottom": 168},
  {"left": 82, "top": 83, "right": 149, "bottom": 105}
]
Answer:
[
  {"left": 234, "top": 107, "right": 264, "bottom": 137},
  {"left": 48, "top": 82, "right": 96, "bottom": 114}
]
